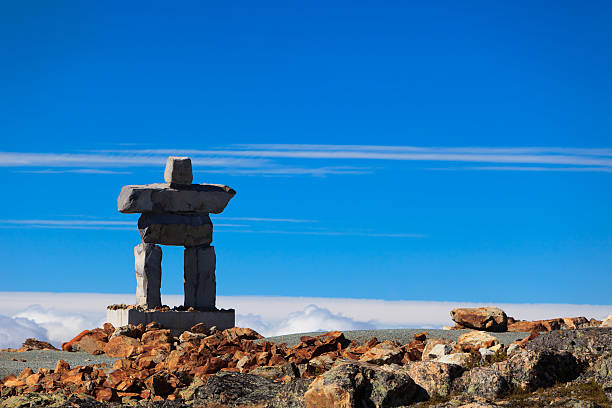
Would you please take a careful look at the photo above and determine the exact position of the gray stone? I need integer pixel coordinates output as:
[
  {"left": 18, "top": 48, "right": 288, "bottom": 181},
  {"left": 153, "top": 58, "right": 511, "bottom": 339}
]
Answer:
[
  {"left": 138, "top": 213, "right": 213, "bottom": 246},
  {"left": 134, "top": 243, "right": 162, "bottom": 308},
  {"left": 117, "top": 183, "right": 236, "bottom": 214},
  {"left": 164, "top": 156, "right": 193, "bottom": 185},
  {"left": 184, "top": 245, "right": 216, "bottom": 310}
]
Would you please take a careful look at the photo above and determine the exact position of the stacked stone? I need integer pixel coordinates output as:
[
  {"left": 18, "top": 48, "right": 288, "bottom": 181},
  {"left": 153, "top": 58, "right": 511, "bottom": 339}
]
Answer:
[{"left": 117, "top": 157, "right": 236, "bottom": 311}]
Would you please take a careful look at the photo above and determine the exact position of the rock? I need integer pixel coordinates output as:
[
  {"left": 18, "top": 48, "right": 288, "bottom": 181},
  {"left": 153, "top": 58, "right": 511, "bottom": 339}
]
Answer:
[
  {"left": 111, "top": 324, "right": 144, "bottom": 340},
  {"left": 137, "top": 213, "right": 213, "bottom": 246},
  {"left": 178, "top": 331, "right": 206, "bottom": 344},
  {"left": 194, "top": 371, "right": 283, "bottom": 407},
  {"left": 455, "top": 331, "right": 499, "bottom": 353},
  {"left": 304, "top": 360, "right": 417, "bottom": 408},
  {"left": 506, "top": 343, "right": 520, "bottom": 356},
  {"left": 403, "top": 361, "right": 464, "bottom": 400},
  {"left": 164, "top": 156, "right": 193, "bottom": 186},
  {"left": 479, "top": 348, "right": 495, "bottom": 362},
  {"left": 19, "top": 338, "right": 57, "bottom": 351},
  {"left": 601, "top": 314, "right": 612, "bottom": 327},
  {"left": 104, "top": 335, "right": 141, "bottom": 358},
  {"left": 492, "top": 349, "right": 580, "bottom": 391},
  {"left": 249, "top": 363, "right": 300, "bottom": 380},
  {"left": 184, "top": 245, "right": 216, "bottom": 310},
  {"left": 141, "top": 329, "right": 173, "bottom": 347},
  {"left": 450, "top": 307, "right": 508, "bottom": 332},
  {"left": 134, "top": 243, "right": 162, "bottom": 309},
  {"left": 423, "top": 342, "right": 453, "bottom": 361},
  {"left": 455, "top": 367, "right": 510, "bottom": 399},
  {"left": 190, "top": 323, "right": 209, "bottom": 334},
  {"left": 117, "top": 183, "right": 236, "bottom": 214},
  {"left": 435, "top": 353, "right": 474, "bottom": 368},
  {"left": 507, "top": 320, "right": 549, "bottom": 332},
  {"left": 63, "top": 329, "right": 108, "bottom": 355},
  {"left": 358, "top": 340, "right": 403, "bottom": 365},
  {"left": 525, "top": 328, "right": 612, "bottom": 364}
]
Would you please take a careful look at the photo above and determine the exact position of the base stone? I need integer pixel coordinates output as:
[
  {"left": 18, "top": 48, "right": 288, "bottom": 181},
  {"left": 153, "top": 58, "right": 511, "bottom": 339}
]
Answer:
[{"left": 106, "top": 308, "right": 235, "bottom": 332}]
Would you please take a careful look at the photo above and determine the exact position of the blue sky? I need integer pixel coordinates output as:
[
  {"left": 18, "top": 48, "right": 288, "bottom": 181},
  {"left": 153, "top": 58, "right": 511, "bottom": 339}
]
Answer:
[{"left": 1, "top": 1, "right": 611, "bottom": 305}]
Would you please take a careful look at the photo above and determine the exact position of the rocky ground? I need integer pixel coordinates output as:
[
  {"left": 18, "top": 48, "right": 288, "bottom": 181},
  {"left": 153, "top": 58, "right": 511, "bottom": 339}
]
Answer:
[{"left": 0, "top": 308, "right": 610, "bottom": 407}]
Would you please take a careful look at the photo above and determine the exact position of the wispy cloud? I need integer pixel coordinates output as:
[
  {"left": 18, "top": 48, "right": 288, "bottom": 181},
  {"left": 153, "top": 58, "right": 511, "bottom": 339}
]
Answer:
[
  {"left": 16, "top": 169, "right": 132, "bottom": 174},
  {"left": 214, "top": 217, "right": 317, "bottom": 223},
  {"left": 214, "top": 229, "right": 425, "bottom": 238},
  {"left": 3, "top": 144, "right": 611, "bottom": 175},
  {"left": 0, "top": 219, "right": 246, "bottom": 230},
  {"left": 430, "top": 166, "right": 612, "bottom": 173}
]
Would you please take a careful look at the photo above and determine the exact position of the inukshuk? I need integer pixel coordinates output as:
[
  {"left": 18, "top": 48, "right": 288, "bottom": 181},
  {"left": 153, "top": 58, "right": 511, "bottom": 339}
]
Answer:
[{"left": 117, "top": 157, "right": 236, "bottom": 311}]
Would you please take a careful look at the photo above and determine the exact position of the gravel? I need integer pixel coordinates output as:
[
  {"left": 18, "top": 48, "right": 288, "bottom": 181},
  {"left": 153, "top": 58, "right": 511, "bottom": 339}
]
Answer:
[
  {"left": 261, "top": 328, "right": 530, "bottom": 347},
  {"left": 0, "top": 350, "right": 118, "bottom": 379}
]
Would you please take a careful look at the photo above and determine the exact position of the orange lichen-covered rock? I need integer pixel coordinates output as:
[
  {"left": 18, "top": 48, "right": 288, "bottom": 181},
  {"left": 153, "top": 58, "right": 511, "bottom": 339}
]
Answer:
[{"left": 104, "top": 335, "right": 141, "bottom": 358}]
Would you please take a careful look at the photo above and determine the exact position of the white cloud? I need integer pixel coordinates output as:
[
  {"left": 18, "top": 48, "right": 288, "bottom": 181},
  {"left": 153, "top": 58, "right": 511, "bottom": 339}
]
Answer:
[
  {"left": 0, "top": 315, "right": 49, "bottom": 349},
  {"left": 0, "top": 293, "right": 609, "bottom": 347},
  {"left": 13, "top": 305, "right": 97, "bottom": 347}
]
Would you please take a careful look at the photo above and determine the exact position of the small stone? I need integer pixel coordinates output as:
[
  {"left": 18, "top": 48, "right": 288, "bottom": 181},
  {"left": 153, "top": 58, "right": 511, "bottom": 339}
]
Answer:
[
  {"left": 601, "top": 314, "right": 612, "bottom": 328},
  {"left": 164, "top": 156, "right": 193, "bottom": 185}
]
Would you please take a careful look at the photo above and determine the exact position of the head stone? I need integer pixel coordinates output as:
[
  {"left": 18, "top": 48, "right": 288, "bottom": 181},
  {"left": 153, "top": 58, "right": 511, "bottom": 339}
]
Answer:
[{"left": 164, "top": 157, "right": 193, "bottom": 186}]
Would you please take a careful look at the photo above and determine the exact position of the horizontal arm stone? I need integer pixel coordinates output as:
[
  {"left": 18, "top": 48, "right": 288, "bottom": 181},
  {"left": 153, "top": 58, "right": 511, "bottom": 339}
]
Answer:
[
  {"left": 138, "top": 213, "right": 213, "bottom": 246},
  {"left": 117, "top": 183, "right": 236, "bottom": 214}
]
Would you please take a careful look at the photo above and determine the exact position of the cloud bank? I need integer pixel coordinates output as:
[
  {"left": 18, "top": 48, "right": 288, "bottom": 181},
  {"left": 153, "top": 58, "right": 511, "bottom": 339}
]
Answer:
[{"left": 0, "top": 292, "right": 610, "bottom": 349}]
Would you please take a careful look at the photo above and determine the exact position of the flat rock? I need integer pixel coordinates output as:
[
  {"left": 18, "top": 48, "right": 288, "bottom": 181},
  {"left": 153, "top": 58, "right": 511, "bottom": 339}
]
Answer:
[
  {"left": 450, "top": 307, "right": 508, "bottom": 332},
  {"left": 138, "top": 213, "right": 213, "bottom": 246},
  {"left": 117, "top": 183, "right": 236, "bottom": 214}
]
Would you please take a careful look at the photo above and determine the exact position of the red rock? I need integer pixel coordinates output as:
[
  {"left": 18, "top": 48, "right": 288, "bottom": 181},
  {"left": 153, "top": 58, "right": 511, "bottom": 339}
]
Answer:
[
  {"left": 62, "top": 329, "right": 89, "bottom": 351},
  {"left": 17, "top": 367, "right": 33, "bottom": 380},
  {"left": 65, "top": 329, "right": 108, "bottom": 354},
  {"left": 202, "top": 356, "right": 229, "bottom": 374},
  {"left": 55, "top": 359, "right": 71, "bottom": 374},
  {"left": 141, "top": 329, "right": 173, "bottom": 346},
  {"left": 20, "top": 338, "right": 58, "bottom": 351},
  {"left": 222, "top": 327, "right": 263, "bottom": 341},
  {"left": 102, "top": 322, "right": 115, "bottom": 336},
  {"left": 96, "top": 387, "right": 115, "bottom": 402},
  {"left": 450, "top": 307, "right": 508, "bottom": 332},
  {"left": 104, "top": 335, "right": 140, "bottom": 358},
  {"left": 25, "top": 373, "right": 42, "bottom": 386}
]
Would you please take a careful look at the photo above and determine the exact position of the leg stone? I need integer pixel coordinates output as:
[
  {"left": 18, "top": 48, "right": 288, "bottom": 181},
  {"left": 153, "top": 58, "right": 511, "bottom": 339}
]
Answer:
[
  {"left": 134, "top": 243, "right": 162, "bottom": 308},
  {"left": 184, "top": 245, "right": 216, "bottom": 310}
]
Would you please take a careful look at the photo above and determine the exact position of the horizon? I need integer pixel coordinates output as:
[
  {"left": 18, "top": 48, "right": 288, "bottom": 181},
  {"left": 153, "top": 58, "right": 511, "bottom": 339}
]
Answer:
[{"left": 1, "top": 2, "right": 611, "bottom": 347}]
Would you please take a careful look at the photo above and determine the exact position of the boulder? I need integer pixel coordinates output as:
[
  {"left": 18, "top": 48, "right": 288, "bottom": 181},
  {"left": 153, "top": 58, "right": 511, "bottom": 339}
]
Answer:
[
  {"left": 492, "top": 349, "right": 580, "bottom": 391},
  {"left": 194, "top": 371, "right": 283, "bottom": 407},
  {"left": 435, "top": 353, "right": 474, "bottom": 368},
  {"left": 601, "top": 314, "right": 612, "bottom": 328},
  {"left": 19, "top": 338, "right": 57, "bottom": 351},
  {"left": 403, "top": 361, "right": 464, "bottom": 400},
  {"left": 526, "top": 328, "right": 612, "bottom": 364},
  {"left": 358, "top": 340, "right": 403, "bottom": 365},
  {"left": 454, "top": 367, "right": 510, "bottom": 399},
  {"left": 117, "top": 183, "right": 236, "bottom": 214},
  {"left": 104, "top": 335, "right": 141, "bottom": 358},
  {"left": 62, "top": 329, "right": 108, "bottom": 354},
  {"left": 164, "top": 156, "right": 193, "bottom": 186},
  {"left": 450, "top": 307, "right": 508, "bottom": 332},
  {"left": 455, "top": 331, "right": 499, "bottom": 353},
  {"left": 137, "top": 213, "right": 213, "bottom": 246},
  {"left": 304, "top": 360, "right": 417, "bottom": 408}
]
